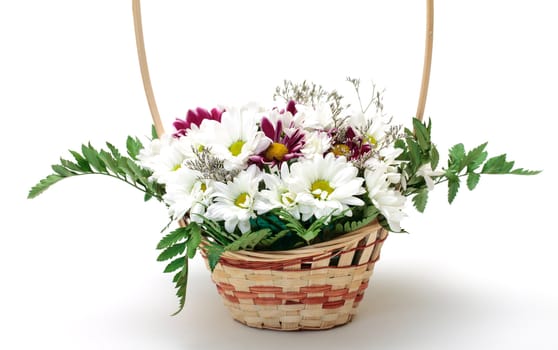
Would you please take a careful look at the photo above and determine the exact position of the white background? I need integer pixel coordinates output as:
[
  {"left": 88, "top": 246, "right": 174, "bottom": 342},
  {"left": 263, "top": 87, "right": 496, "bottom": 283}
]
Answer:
[{"left": 1, "top": 1, "right": 557, "bottom": 349}]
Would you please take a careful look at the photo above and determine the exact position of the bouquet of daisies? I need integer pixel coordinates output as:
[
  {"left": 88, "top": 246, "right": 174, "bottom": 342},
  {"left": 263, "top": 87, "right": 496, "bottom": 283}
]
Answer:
[{"left": 29, "top": 79, "right": 538, "bottom": 313}]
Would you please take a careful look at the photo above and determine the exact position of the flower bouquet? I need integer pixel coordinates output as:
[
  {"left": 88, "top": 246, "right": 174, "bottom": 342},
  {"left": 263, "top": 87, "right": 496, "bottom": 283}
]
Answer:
[{"left": 28, "top": 78, "right": 539, "bottom": 330}]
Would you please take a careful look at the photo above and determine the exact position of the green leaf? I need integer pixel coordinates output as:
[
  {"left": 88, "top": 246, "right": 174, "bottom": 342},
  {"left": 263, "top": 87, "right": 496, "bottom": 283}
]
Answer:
[
  {"left": 406, "top": 138, "right": 422, "bottom": 170},
  {"left": 106, "top": 142, "right": 122, "bottom": 160},
  {"left": 224, "top": 229, "right": 271, "bottom": 252},
  {"left": 157, "top": 226, "right": 191, "bottom": 250},
  {"left": 412, "top": 118, "right": 430, "bottom": 151},
  {"left": 151, "top": 125, "right": 158, "bottom": 140},
  {"left": 60, "top": 158, "right": 83, "bottom": 172},
  {"left": 206, "top": 245, "right": 225, "bottom": 271},
  {"left": 51, "top": 164, "right": 75, "bottom": 177},
  {"left": 464, "top": 142, "right": 488, "bottom": 172},
  {"left": 449, "top": 143, "right": 465, "bottom": 171},
  {"left": 81, "top": 143, "right": 106, "bottom": 173},
  {"left": 117, "top": 157, "right": 136, "bottom": 185},
  {"left": 170, "top": 259, "right": 188, "bottom": 316},
  {"left": 164, "top": 256, "right": 186, "bottom": 273},
  {"left": 29, "top": 138, "right": 164, "bottom": 204},
  {"left": 186, "top": 224, "right": 202, "bottom": 259},
  {"left": 510, "top": 168, "right": 542, "bottom": 175},
  {"left": 257, "top": 229, "right": 290, "bottom": 249},
  {"left": 448, "top": 175, "right": 460, "bottom": 204},
  {"left": 481, "top": 154, "right": 514, "bottom": 174},
  {"left": 430, "top": 144, "right": 440, "bottom": 170},
  {"left": 157, "top": 242, "right": 186, "bottom": 262},
  {"left": 69, "top": 150, "right": 91, "bottom": 172},
  {"left": 412, "top": 190, "right": 429, "bottom": 213},
  {"left": 394, "top": 139, "right": 406, "bottom": 150},
  {"left": 28, "top": 174, "right": 63, "bottom": 199},
  {"left": 126, "top": 136, "right": 143, "bottom": 160},
  {"left": 126, "top": 158, "right": 148, "bottom": 185},
  {"left": 98, "top": 150, "right": 120, "bottom": 176},
  {"left": 467, "top": 172, "right": 481, "bottom": 191}
]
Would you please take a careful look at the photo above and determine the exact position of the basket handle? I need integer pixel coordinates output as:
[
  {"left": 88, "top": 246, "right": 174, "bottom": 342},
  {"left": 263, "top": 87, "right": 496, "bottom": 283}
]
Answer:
[{"left": 132, "top": 0, "right": 434, "bottom": 137}]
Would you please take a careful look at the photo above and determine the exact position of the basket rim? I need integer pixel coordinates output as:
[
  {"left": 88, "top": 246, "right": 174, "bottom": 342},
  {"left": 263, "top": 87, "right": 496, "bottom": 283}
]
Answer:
[{"left": 218, "top": 220, "right": 384, "bottom": 263}]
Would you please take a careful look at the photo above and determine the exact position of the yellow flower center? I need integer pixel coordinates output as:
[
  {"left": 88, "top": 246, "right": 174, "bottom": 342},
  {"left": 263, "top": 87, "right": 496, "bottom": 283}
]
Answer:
[
  {"left": 229, "top": 140, "right": 246, "bottom": 156},
  {"left": 367, "top": 135, "right": 377, "bottom": 145},
  {"left": 234, "top": 192, "right": 251, "bottom": 208},
  {"left": 200, "top": 183, "right": 207, "bottom": 192},
  {"left": 172, "top": 164, "right": 182, "bottom": 171},
  {"left": 281, "top": 191, "right": 295, "bottom": 205},
  {"left": 331, "top": 144, "right": 351, "bottom": 157},
  {"left": 310, "top": 179, "right": 334, "bottom": 199},
  {"left": 264, "top": 142, "right": 289, "bottom": 161}
]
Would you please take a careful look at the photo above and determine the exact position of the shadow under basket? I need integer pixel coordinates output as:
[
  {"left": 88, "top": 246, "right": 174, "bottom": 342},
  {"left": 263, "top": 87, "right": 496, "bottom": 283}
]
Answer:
[{"left": 204, "top": 222, "right": 388, "bottom": 331}]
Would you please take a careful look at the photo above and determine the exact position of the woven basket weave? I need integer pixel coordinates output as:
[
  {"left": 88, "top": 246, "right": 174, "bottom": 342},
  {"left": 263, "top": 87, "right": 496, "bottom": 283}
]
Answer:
[
  {"left": 131, "top": 0, "right": 434, "bottom": 331},
  {"left": 205, "top": 222, "right": 387, "bottom": 330}
]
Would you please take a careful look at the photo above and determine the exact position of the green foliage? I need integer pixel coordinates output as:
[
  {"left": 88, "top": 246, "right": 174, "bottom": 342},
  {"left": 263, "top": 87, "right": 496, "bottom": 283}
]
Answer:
[
  {"left": 205, "top": 229, "right": 271, "bottom": 271},
  {"left": 332, "top": 206, "right": 379, "bottom": 234},
  {"left": 398, "top": 119, "right": 539, "bottom": 209},
  {"left": 126, "top": 136, "right": 143, "bottom": 160},
  {"left": 412, "top": 190, "right": 429, "bottom": 213},
  {"left": 156, "top": 224, "right": 203, "bottom": 315},
  {"left": 442, "top": 142, "right": 540, "bottom": 204},
  {"left": 28, "top": 175, "right": 64, "bottom": 199},
  {"left": 275, "top": 209, "right": 339, "bottom": 243},
  {"left": 27, "top": 139, "right": 164, "bottom": 202}
]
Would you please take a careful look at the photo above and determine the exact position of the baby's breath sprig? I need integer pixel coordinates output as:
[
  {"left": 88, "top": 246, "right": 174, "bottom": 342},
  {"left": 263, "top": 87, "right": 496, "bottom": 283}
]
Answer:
[
  {"left": 274, "top": 80, "right": 347, "bottom": 118},
  {"left": 346, "top": 77, "right": 384, "bottom": 114},
  {"left": 186, "top": 147, "right": 239, "bottom": 183}
]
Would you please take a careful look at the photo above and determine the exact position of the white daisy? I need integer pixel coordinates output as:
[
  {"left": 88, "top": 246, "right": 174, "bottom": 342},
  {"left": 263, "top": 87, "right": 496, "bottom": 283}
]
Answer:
[
  {"left": 254, "top": 162, "right": 301, "bottom": 219},
  {"left": 300, "top": 130, "right": 332, "bottom": 159},
  {"left": 364, "top": 165, "right": 406, "bottom": 232},
  {"left": 163, "top": 167, "right": 212, "bottom": 222},
  {"left": 286, "top": 153, "right": 365, "bottom": 222},
  {"left": 348, "top": 109, "right": 387, "bottom": 146},
  {"left": 365, "top": 146, "right": 404, "bottom": 185},
  {"left": 205, "top": 165, "right": 263, "bottom": 233},
  {"left": 201, "top": 105, "right": 270, "bottom": 171},
  {"left": 294, "top": 102, "right": 335, "bottom": 130},
  {"left": 137, "top": 134, "right": 186, "bottom": 184}
]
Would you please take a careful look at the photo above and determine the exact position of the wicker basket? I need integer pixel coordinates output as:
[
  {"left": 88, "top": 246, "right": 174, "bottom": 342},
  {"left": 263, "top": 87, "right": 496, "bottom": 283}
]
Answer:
[
  {"left": 131, "top": 0, "right": 434, "bottom": 331},
  {"left": 205, "top": 222, "right": 387, "bottom": 330}
]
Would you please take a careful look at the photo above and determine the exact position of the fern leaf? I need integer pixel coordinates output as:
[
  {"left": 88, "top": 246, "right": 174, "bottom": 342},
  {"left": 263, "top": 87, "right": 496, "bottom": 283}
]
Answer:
[
  {"left": 157, "top": 242, "right": 186, "bottom": 262},
  {"left": 157, "top": 226, "right": 191, "bottom": 250},
  {"left": 28, "top": 174, "right": 63, "bottom": 199}
]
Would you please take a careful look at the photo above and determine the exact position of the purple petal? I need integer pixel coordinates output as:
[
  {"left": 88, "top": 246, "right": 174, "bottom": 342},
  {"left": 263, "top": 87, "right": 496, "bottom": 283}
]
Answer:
[
  {"left": 286, "top": 100, "right": 297, "bottom": 115},
  {"left": 210, "top": 108, "right": 223, "bottom": 122},
  {"left": 260, "top": 117, "right": 276, "bottom": 140},
  {"left": 275, "top": 120, "right": 283, "bottom": 140}
]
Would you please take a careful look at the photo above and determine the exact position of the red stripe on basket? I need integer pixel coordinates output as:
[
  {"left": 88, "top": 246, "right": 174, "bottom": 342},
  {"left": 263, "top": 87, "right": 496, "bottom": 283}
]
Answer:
[
  {"left": 354, "top": 294, "right": 365, "bottom": 303},
  {"left": 223, "top": 294, "right": 239, "bottom": 303},
  {"left": 300, "top": 285, "right": 332, "bottom": 293},
  {"left": 358, "top": 280, "right": 369, "bottom": 291},
  {"left": 254, "top": 298, "right": 283, "bottom": 305},
  {"left": 218, "top": 283, "right": 236, "bottom": 291},
  {"left": 324, "top": 288, "right": 349, "bottom": 297},
  {"left": 322, "top": 300, "right": 346, "bottom": 309},
  {"left": 302, "top": 297, "right": 330, "bottom": 304},
  {"left": 249, "top": 286, "right": 283, "bottom": 293},
  {"left": 233, "top": 291, "right": 259, "bottom": 299},
  {"left": 275, "top": 292, "right": 307, "bottom": 299}
]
